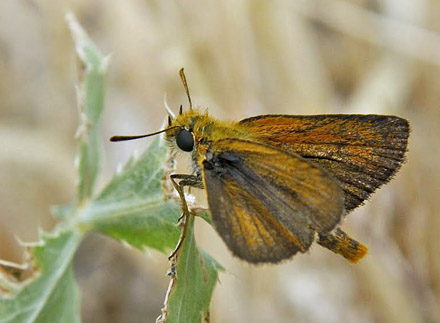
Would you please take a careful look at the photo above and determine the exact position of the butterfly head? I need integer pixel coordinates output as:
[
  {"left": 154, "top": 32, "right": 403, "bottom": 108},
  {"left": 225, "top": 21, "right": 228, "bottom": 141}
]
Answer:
[{"left": 165, "top": 107, "right": 214, "bottom": 154}]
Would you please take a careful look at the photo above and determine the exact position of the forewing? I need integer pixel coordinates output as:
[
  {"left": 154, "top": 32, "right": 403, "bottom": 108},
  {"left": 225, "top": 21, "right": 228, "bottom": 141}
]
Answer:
[
  {"left": 202, "top": 139, "right": 344, "bottom": 264},
  {"left": 240, "top": 115, "right": 409, "bottom": 212}
]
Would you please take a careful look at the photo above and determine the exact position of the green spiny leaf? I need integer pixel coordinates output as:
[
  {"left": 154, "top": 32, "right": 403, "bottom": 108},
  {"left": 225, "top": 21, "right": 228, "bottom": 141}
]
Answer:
[
  {"left": 82, "top": 137, "right": 182, "bottom": 253},
  {"left": 161, "top": 215, "right": 223, "bottom": 323},
  {"left": 0, "top": 228, "right": 83, "bottom": 323},
  {"left": 67, "top": 12, "right": 109, "bottom": 203}
]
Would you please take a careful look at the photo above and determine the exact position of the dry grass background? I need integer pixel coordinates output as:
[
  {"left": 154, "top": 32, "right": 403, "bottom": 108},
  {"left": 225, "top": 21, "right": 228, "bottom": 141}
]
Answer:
[{"left": 1, "top": 0, "right": 439, "bottom": 322}]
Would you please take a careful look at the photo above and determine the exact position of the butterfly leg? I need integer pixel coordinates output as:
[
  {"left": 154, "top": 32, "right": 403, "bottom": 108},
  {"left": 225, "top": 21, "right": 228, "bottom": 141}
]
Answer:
[
  {"left": 170, "top": 174, "right": 203, "bottom": 223},
  {"left": 168, "top": 174, "right": 203, "bottom": 260},
  {"left": 171, "top": 174, "right": 204, "bottom": 189},
  {"left": 317, "top": 228, "right": 368, "bottom": 264}
]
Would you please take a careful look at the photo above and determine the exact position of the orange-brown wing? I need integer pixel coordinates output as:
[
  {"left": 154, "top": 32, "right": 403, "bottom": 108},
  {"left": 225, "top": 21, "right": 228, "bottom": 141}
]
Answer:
[
  {"left": 239, "top": 115, "right": 409, "bottom": 212},
  {"left": 202, "top": 139, "right": 344, "bottom": 264}
]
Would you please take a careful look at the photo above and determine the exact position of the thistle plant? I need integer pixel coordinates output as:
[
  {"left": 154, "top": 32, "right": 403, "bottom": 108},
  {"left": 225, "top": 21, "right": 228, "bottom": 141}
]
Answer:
[{"left": 0, "top": 13, "right": 221, "bottom": 323}]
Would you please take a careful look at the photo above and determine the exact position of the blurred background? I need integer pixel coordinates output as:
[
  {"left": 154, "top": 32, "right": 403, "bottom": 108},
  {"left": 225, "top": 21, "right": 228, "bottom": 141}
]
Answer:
[{"left": 1, "top": 0, "right": 439, "bottom": 322}]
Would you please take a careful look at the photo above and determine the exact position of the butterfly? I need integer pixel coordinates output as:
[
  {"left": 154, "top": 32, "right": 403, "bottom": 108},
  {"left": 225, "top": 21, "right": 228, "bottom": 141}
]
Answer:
[{"left": 111, "top": 69, "right": 409, "bottom": 264}]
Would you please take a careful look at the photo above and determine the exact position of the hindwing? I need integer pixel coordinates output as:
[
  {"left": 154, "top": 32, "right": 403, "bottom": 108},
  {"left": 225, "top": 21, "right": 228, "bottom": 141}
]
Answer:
[{"left": 240, "top": 115, "right": 409, "bottom": 212}]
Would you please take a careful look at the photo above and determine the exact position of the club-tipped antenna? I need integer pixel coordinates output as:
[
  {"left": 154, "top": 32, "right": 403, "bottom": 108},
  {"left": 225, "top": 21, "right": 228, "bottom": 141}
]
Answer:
[
  {"left": 179, "top": 68, "right": 192, "bottom": 110},
  {"left": 110, "top": 126, "right": 179, "bottom": 142}
]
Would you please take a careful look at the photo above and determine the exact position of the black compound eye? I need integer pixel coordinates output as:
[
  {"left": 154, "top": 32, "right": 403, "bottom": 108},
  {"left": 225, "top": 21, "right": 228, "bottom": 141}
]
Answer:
[{"left": 176, "top": 128, "right": 194, "bottom": 152}]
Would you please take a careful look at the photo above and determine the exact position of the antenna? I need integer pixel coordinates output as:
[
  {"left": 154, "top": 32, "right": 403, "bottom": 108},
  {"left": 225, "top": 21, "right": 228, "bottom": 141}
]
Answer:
[
  {"left": 179, "top": 68, "right": 192, "bottom": 110},
  {"left": 110, "top": 126, "right": 179, "bottom": 142}
]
